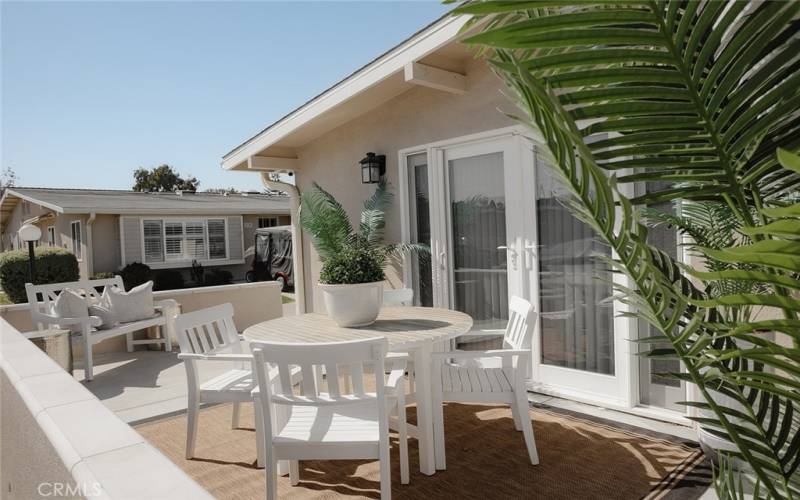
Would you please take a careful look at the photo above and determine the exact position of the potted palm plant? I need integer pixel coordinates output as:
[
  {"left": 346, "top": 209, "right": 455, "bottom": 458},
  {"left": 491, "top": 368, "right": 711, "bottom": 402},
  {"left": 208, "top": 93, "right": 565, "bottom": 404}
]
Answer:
[{"left": 300, "top": 180, "right": 426, "bottom": 327}]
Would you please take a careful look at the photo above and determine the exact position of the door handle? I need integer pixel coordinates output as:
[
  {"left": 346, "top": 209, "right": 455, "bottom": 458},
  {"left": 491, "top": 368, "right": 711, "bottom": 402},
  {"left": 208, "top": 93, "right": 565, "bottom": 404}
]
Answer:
[{"left": 497, "top": 245, "right": 518, "bottom": 268}]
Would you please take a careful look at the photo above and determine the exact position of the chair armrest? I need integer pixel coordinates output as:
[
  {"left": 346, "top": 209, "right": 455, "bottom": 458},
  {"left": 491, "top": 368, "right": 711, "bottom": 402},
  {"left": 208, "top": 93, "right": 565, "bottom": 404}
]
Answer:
[
  {"left": 178, "top": 352, "right": 252, "bottom": 362},
  {"left": 430, "top": 349, "right": 530, "bottom": 360},
  {"left": 386, "top": 367, "right": 407, "bottom": 391}
]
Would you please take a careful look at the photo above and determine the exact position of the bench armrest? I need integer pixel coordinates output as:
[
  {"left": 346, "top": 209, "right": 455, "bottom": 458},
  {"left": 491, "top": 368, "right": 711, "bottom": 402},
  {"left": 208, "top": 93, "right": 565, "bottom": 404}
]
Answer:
[{"left": 30, "top": 312, "right": 101, "bottom": 328}]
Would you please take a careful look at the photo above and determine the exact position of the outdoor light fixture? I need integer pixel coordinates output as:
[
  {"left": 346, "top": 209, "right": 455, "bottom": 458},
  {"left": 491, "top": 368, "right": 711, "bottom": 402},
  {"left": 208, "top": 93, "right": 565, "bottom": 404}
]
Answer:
[
  {"left": 360, "top": 152, "right": 386, "bottom": 184},
  {"left": 18, "top": 223, "right": 42, "bottom": 284}
]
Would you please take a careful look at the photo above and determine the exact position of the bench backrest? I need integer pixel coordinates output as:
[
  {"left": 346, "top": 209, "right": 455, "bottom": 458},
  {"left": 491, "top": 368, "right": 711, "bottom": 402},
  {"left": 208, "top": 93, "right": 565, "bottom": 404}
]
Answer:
[{"left": 25, "top": 276, "right": 125, "bottom": 326}]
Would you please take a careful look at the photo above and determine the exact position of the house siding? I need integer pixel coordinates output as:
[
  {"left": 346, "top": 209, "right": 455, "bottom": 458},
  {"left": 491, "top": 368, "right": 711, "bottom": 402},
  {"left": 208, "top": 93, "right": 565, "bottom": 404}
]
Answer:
[{"left": 293, "top": 57, "right": 515, "bottom": 311}]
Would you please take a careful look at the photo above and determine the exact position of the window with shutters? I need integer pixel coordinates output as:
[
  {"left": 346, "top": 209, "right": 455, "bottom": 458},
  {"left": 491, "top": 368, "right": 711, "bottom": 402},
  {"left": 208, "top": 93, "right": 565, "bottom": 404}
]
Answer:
[
  {"left": 207, "top": 219, "right": 227, "bottom": 259},
  {"left": 143, "top": 220, "right": 164, "bottom": 263},
  {"left": 141, "top": 218, "right": 227, "bottom": 263},
  {"left": 258, "top": 216, "right": 279, "bottom": 228}
]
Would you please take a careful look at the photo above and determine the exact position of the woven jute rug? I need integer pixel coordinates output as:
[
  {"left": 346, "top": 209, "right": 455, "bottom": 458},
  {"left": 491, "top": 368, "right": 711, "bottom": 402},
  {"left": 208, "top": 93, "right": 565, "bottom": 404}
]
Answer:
[{"left": 135, "top": 401, "right": 710, "bottom": 499}]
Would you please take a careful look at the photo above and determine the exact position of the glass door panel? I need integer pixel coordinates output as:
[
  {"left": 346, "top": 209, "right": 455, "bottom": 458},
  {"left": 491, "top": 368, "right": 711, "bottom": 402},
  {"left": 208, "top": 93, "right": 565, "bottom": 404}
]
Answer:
[
  {"left": 406, "top": 153, "right": 433, "bottom": 307},
  {"left": 448, "top": 152, "right": 508, "bottom": 333},
  {"left": 639, "top": 183, "right": 685, "bottom": 411},
  {"left": 536, "top": 165, "right": 615, "bottom": 375}
]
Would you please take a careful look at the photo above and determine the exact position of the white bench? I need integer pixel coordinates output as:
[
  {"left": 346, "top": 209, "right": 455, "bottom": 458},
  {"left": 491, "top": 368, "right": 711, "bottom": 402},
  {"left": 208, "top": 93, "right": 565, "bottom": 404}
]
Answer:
[{"left": 25, "top": 276, "right": 178, "bottom": 381}]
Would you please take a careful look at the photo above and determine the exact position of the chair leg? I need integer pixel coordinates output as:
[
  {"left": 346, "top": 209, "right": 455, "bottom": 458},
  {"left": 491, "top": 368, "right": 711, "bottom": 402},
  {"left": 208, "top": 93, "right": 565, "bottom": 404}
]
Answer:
[
  {"left": 254, "top": 399, "right": 265, "bottom": 468},
  {"left": 231, "top": 402, "right": 241, "bottom": 429},
  {"left": 515, "top": 390, "right": 539, "bottom": 465},
  {"left": 289, "top": 460, "right": 300, "bottom": 486},
  {"left": 510, "top": 397, "right": 522, "bottom": 431},
  {"left": 126, "top": 332, "right": 133, "bottom": 353},
  {"left": 266, "top": 449, "right": 278, "bottom": 500},
  {"left": 379, "top": 437, "right": 391, "bottom": 500},
  {"left": 83, "top": 335, "right": 94, "bottom": 382},
  {"left": 186, "top": 393, "right": 200, "bottom": 459},
  {"left": 397, "top": 396, "right": 409, "bottom": 485}
]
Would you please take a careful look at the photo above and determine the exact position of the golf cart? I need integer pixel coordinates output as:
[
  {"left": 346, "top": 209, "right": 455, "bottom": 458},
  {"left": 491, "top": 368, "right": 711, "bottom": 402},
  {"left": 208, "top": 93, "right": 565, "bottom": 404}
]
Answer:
[{"left": 245, "top": 226, "right": 294, "bottom": 292}]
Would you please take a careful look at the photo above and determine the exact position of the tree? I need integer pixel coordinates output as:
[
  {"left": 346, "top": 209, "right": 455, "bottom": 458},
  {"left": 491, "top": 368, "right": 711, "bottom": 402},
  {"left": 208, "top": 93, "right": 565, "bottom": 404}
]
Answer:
[
  {"left": 458, "top": 1, "right": 800, "bottom": 497},
  {"left": 132, "top": 164, "right": 199, "bottom": 192},
  {"left": 0, "top": 167, "right": 18, "bottom": 192}
]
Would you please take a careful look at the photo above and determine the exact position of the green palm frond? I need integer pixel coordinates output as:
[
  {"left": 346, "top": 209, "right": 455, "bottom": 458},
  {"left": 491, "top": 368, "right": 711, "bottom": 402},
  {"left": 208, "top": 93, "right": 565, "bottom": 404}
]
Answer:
[
  {"left": 457, "top": 2, "right": 800, "bottom": 497},
  {"left": 360, "top": 180, "right": 393, "bottom": 247},
  {"left": 299, "top": 182, "right": 353, "bottom": 261}
]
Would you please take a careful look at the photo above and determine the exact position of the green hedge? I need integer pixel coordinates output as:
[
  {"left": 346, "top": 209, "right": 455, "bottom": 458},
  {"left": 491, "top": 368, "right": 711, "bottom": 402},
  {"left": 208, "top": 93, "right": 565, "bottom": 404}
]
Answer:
[{"left": 0, "top": 247, "right": 80, "bottom": 303}]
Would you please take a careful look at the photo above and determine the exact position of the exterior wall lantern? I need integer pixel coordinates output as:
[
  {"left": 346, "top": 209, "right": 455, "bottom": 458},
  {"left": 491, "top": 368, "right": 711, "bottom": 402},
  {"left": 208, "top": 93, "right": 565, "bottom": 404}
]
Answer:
[
  {"left": 18, "top": 223, "right": 42, "bottom": 284},
  {"left": 360, "top": 152, "right": 386, "bottom": 184}
]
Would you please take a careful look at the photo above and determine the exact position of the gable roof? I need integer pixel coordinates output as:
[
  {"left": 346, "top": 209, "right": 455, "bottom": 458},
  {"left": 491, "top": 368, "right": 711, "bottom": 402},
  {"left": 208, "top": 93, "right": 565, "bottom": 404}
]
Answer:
[
  {"left": 1, "top": 187, "right": 290, "bottom": 225},
  {"left": 221, "top": 13, "right": 472, "bottom": 171}
]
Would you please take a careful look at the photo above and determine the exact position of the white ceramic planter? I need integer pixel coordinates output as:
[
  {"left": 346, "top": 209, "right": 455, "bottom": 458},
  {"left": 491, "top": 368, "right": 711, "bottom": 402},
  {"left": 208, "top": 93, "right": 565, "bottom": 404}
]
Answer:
[{"left": 319, "top": 281, "right": 384, "bottom": 327}]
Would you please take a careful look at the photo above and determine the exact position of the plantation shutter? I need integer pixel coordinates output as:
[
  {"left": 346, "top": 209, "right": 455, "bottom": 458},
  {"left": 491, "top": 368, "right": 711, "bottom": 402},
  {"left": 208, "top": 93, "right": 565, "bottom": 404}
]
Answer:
[
  {"left": 226, "top": 216, "right": 243, "bottom": 261},
  {"left": 120, "top": 216, "right": 143, "bottom": 265}
]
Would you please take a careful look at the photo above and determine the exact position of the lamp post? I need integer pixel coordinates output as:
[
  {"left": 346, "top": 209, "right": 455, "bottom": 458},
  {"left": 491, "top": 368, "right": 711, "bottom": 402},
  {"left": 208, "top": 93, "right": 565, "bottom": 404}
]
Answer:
[{"left": 18, "top": 224, "right": 41, "bottom": 285}]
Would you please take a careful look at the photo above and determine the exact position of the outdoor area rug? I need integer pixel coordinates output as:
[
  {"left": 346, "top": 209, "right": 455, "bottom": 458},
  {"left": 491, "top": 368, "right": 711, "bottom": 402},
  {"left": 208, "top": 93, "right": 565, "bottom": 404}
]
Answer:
[{"left": 135, "top": 402, "right": 711, "bottom": 499}]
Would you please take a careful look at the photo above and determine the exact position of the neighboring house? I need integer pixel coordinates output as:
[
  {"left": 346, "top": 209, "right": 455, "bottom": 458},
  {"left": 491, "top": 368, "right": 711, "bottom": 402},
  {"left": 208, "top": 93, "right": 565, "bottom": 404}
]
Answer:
[
  {"left": 0, "top": 187, "right": 290, "bottom": 281},
  {"left": 221, "top": 15, "right": 688, "bottom": 421}
]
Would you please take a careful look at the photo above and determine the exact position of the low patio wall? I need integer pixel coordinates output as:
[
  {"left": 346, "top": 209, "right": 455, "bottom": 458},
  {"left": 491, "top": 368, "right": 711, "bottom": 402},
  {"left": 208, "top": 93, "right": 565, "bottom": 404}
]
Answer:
[
  {"left": 0, "top": 317, "right": 211, "bottom": 499},
  {"left": 0, "top": 281, "right": 284, "bottom": 356}
]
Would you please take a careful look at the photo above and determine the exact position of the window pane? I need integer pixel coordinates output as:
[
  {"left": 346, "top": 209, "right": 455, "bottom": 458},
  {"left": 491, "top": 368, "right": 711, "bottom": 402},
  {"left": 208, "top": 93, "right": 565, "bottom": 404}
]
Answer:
[
  {"left": 165, "top": 222, "right": 183, "bottom": 236},
  {"left": 165, "top": 237, "right": 182, "bottom": 258},
  {"left": 71, "top": 222, "right": 82, "bottom": 260},
  {"left": 207, "top": 219, "right": 226, "bottom": 259},
  {"left": 143, "top": 220, "right": 164, "bottom": 263}
]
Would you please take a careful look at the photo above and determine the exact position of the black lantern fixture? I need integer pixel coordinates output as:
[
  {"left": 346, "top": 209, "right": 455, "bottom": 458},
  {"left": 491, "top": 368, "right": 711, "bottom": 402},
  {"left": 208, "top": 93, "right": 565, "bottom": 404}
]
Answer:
[{"left": 360, "top": 152, "right": 386, "bottom": 184}]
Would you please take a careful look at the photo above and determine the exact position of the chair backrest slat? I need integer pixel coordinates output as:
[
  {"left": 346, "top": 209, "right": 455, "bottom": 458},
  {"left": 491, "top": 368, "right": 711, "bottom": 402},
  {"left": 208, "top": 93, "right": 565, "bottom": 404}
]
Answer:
[
  {"left": 175, "top": 303, "right": 240, "bottom": 356},
  {"left": 503, "top": 296, "right": 536, "bottom": 351},
  {"left": 325, "top": 363, "right": 341, "bottom": 397},
  {"left": 250, "top": 337, "right": 386, "bottom": 406}
]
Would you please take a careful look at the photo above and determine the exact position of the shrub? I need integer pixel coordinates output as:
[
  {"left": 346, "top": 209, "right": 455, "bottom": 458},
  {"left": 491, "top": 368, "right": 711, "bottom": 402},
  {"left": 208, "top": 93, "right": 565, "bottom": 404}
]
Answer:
[
  {"left": 319, "top": 242, "right": 385, "bottom": 285},
  {"left": 0, "top": 247, "right": 80, "bottom": 303},
  {"left": 90, "top": 272, "right": 114, "bottom": 280},
  {"left": 203, "top": 268, "right": 233, "bottom": 287},
  {"left": 153, "top": 269, "right": 185, "bottom": 291},
  {"left": 119, "top": 262, "right": 152, "bottom": 290}
]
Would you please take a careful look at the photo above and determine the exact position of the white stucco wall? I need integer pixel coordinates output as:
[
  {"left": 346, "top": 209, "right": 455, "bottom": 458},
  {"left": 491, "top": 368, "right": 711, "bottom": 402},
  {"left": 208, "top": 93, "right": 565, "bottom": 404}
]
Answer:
[{"left": 292, "top": 58, "right": 516, "bottom": 312}]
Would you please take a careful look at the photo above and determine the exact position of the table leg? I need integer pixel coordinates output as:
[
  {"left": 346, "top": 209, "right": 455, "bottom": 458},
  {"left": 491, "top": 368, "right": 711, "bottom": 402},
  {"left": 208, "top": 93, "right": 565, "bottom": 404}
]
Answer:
[{"left": 413, "top": 344, "right": 436, "bottom": 475}]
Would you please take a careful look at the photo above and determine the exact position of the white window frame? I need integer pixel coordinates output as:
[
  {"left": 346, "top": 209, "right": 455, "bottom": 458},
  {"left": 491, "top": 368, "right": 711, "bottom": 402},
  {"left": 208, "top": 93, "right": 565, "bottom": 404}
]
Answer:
[
  {"left": 47, "top": 226, "right": 56, "bottom": 247},
  {"left": 70, "top": 220, "right": 83, "bottom": 261},
  {"left": 140, "top": 217, "right": 229, "bottom": 265}
]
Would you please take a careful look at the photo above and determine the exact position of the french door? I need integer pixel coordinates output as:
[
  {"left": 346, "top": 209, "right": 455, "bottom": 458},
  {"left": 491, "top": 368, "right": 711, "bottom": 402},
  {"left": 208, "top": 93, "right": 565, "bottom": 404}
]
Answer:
[{"left": 401, "top": 127, "right": 684, "bottom": 413}]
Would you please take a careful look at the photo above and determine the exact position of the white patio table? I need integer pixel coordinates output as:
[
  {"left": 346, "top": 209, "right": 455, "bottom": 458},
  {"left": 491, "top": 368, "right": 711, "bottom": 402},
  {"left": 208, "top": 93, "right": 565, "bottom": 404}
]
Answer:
[{"left": 242, "top": 306, "right": 473, "bottom": 476}]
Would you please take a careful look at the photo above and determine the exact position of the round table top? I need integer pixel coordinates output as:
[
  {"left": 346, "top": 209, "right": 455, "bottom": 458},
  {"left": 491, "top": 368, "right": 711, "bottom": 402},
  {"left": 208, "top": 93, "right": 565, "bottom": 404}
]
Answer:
[{"left": 243, "top": 307, "right": 473, "bottom": 350}]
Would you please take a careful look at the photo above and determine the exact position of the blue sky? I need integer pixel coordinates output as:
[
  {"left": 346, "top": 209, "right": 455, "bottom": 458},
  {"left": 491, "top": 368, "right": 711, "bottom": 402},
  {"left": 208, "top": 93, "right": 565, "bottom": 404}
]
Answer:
[{"left": 1, "top": 1, "right": 451, "bottom": 191}]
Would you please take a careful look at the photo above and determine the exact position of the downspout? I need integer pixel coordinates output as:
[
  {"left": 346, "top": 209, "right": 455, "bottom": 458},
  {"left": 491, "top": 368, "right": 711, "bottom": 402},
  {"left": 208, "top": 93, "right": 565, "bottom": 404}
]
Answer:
[
  {"left": 86, "top": 212, "right": 96, "bottom": 278},
  {"left": 260, "top": 173, "right": 306, "bottom": 314}
]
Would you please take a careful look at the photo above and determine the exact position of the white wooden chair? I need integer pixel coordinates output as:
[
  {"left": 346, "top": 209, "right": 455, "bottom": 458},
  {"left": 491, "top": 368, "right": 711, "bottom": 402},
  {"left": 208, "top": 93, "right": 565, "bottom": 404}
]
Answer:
[
  {"left": 250, "top": 337, "right": 408, "bottom": 500},
  {"left": 431, "top": 296, "right": 540, "bottom": 469},
  {"left": 26, "top": 276, "right": 177, "bottom": 381},
  {"left": 175, "top": 303, "right": 265, "bottom": 465},
  {"left": 382, "top": 288, "right": 414, "bottom": 307}
]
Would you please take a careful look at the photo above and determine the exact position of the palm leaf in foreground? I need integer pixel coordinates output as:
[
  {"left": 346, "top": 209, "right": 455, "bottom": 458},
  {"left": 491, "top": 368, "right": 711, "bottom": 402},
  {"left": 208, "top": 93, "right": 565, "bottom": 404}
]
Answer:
[{"left": 454, "top": 1, "right": 800, "bottom": 497}]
